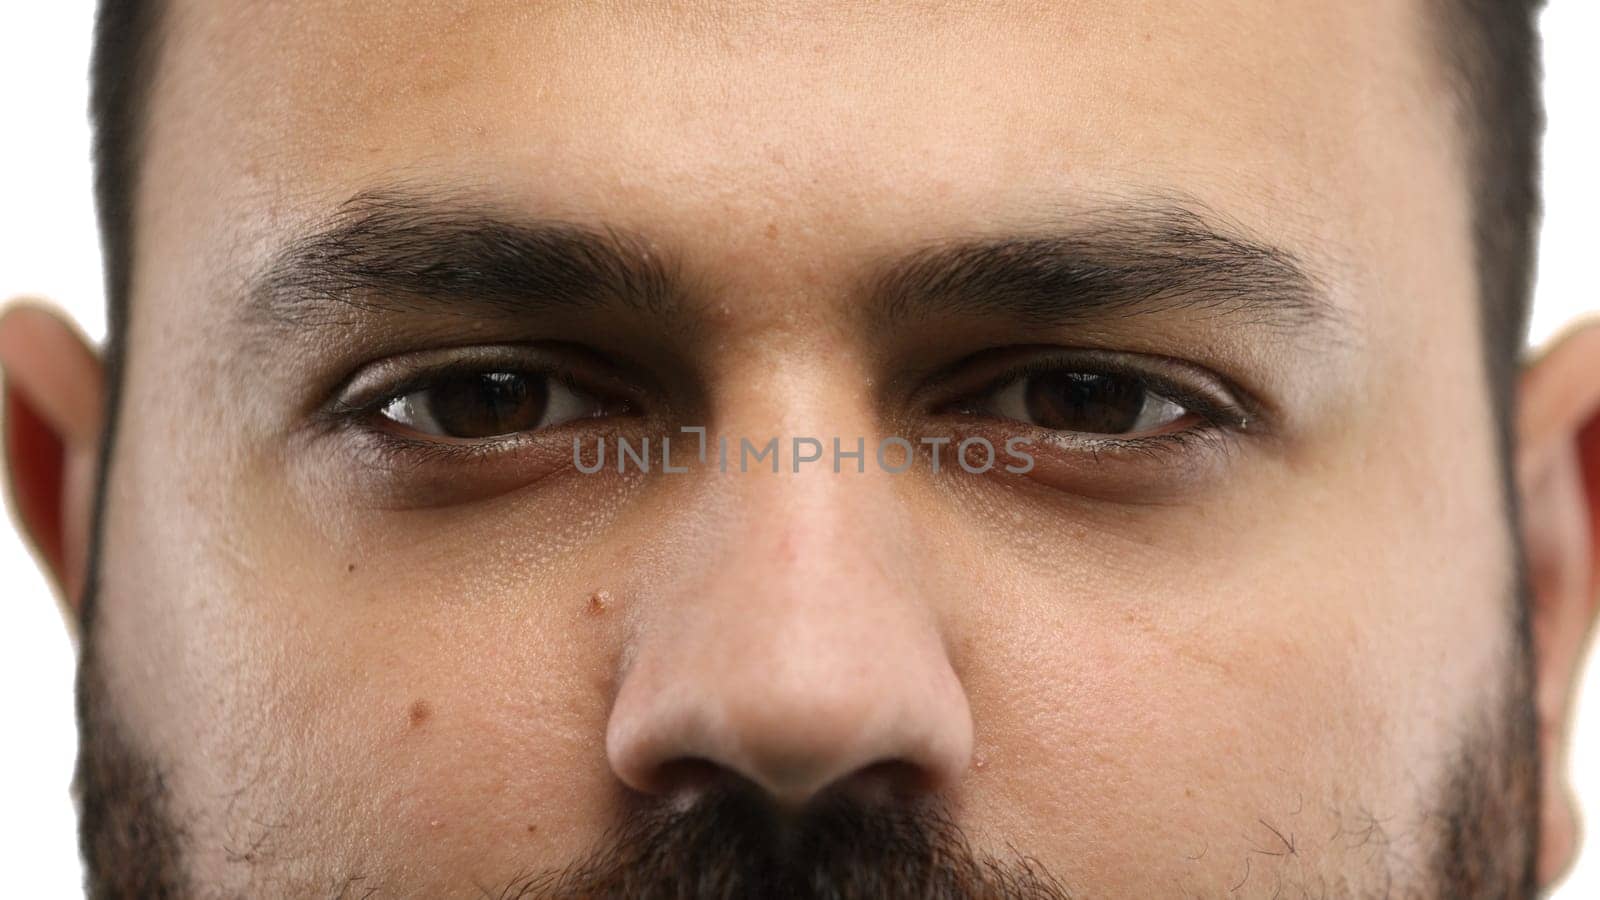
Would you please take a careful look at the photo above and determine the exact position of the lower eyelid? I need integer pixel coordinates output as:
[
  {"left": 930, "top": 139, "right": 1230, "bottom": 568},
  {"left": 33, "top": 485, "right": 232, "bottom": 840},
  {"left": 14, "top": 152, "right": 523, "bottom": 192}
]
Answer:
[
  {"left": 359, "top": 416, "right": 527, "bottom": 455},
  {"left": 973, "top": 422, "right": 1240, "bottom": 502},
  {"left": 1048, "top": 425, "right": 1226, "bottom": 457},
  {"left": 314, "top": 416, "right": 652, "bottom": 509},
  {"left": 926, "top": 414, "right": 1236, "bottom": 472}
]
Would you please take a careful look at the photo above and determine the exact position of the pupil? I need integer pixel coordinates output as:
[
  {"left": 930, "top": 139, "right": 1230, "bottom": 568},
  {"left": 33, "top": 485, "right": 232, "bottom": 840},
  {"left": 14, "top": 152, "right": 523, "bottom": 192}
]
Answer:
[
  {"left": 1023, "top": 371, "right": 1146, "bottom": 434},
  {"left": 426, "top": 372, "right": 549, "bottom": 438}
]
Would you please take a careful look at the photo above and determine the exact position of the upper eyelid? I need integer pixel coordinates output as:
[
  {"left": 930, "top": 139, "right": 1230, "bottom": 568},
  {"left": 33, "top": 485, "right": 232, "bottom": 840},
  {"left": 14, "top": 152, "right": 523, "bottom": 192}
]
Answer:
[
  {"left": 327, "top": 344, "right": 640, "bottom": 418},
  {"left": 929, "top": 348, "right": 1254, "bottom": 431}
]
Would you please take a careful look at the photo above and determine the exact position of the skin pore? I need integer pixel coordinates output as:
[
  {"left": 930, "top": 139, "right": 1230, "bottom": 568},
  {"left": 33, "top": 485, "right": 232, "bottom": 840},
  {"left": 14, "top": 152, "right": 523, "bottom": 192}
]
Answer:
[{"left": 4, "top": 1, "right": 1600, "bottom": 897}]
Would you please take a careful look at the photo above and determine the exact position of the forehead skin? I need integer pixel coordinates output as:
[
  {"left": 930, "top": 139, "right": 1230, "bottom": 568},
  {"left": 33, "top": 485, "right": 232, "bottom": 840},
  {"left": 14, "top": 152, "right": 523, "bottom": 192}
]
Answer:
[{"left": 100, "top": 0, "right": 1510, "bottom": 896}]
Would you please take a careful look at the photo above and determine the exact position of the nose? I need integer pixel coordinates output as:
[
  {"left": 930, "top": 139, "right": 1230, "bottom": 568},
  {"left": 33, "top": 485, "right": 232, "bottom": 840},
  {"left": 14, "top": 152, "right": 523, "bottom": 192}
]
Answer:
[{"left": 604, "top": 472, "right": 973, "bottom": 810}]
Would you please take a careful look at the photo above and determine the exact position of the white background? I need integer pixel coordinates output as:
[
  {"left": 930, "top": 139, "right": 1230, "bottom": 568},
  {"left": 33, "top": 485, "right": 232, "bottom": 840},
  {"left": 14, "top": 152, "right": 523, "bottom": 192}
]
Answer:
[{"left": 1, "top": 4, "right": 1596, "bottom": 896}]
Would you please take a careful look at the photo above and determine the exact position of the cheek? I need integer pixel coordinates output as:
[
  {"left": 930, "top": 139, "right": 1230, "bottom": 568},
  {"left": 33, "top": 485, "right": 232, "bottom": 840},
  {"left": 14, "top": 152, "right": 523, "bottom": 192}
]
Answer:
[
  {"left": 158, "top": 579, "right": 628, "bottom": 890},
  {"left": 99, "top": 479, "right": 644, "bottom": 892},
  {"left": 946, "top": 518, "right": 1508, "bottom": 893},
  {"left": 274, "top": 632, "right": 617, "bottom": 881},
  {"left": 953, "top": 610, "right": 1373, "bottom": 890},
  {"left": 225, "top": 524, "right": 658, "bottom": 889}
]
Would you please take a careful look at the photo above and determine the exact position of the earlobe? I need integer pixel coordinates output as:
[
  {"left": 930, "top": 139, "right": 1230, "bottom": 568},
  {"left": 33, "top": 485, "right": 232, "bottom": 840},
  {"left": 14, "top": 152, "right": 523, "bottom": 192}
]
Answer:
[
  {"left": 1515, "top": 321, "right": 1600, "bottom": 888},
  {"left": 0, "top": 300, "right": 105, "bottom": 623}
]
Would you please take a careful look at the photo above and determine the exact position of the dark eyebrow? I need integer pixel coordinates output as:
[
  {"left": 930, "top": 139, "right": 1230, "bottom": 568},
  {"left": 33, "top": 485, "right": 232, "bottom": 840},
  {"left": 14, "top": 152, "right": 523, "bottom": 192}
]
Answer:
[
  {"left": 868, "top": 202, "right": 1348, "bottom": 338},
  {"left": 251, "top": 188, "right": 679, "bottom": 329},
  {"left": 253, "top": 190, "right": 1345, "bottom": 350}
]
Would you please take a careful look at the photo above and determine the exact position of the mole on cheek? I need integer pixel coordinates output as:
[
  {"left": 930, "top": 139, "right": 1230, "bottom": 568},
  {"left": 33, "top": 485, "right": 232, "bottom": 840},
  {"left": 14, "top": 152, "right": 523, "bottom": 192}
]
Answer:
[{"left": 408, "top": 700, "right": 431, "bottom": 729}]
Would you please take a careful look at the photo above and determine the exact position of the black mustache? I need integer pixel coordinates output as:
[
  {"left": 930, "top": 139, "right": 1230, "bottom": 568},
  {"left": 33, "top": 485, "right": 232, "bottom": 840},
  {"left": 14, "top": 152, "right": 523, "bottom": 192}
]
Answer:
[{"left": 499, "top": 780, "right": 1072, "bottom": 900}]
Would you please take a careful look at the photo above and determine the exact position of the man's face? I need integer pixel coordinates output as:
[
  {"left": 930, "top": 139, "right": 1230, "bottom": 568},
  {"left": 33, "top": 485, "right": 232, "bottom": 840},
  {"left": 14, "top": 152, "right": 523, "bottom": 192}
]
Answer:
[{"left": 88, "top": 0, "right": 1537, "bottom": 895}]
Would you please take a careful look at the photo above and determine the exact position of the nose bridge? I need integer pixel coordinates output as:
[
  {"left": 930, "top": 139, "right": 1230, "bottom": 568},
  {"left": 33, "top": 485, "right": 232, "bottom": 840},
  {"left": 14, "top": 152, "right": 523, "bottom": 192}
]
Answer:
[
  {"left": 672, "top": 353, "right": 919, "bottom": 647},
  {"left": 735, "top": 447, "right": 904, "bottom": 597},
  {"left": 605, "top": 457, "right": 974, "bottom": 808}
]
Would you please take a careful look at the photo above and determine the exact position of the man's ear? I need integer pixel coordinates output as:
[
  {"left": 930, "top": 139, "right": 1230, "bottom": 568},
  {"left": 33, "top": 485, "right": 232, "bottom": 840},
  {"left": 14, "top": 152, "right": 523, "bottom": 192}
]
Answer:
[
  {"left": 1516, "top": 320, "right": 1600, "bottom": 888},
  {"left": 0, "top": 301, "right": 105, "bottom": 627}
]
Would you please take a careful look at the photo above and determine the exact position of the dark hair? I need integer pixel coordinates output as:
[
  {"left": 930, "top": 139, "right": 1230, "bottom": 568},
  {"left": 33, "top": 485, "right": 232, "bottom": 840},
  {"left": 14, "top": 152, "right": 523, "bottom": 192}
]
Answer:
[
  {"left": 1431, "top": 0, "right": 1547, "bottom": 456},
  {"left": 82, "top": 0, "right": 165, "bottom": 631}
]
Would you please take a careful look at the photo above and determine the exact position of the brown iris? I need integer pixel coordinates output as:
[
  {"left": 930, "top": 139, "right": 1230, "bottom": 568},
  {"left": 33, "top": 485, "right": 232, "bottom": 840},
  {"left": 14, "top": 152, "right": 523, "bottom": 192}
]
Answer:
[
  {"left": 413, "top": 372, "right": 549, "bottom": 438},
  {"left": 1022, "top": 371, "right": 1151, "bottom": 434}
]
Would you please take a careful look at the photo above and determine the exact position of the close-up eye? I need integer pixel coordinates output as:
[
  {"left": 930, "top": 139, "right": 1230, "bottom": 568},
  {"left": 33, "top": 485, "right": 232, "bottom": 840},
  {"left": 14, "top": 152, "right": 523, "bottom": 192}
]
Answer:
[
  {"left": 940, "top": 349, "right": 1249, "bottom": 443},
  {"left": 377, "top": 370, "right": 623, "bottom": 440},
  {"left": 974, "top": 368, "right": 1194, "bottom": 437},
  {"left": 312, "top": 348, "right": 649, "bottom": 504},
  {"left": 329, "top": 343, "right": 645, "bottom": 451}
]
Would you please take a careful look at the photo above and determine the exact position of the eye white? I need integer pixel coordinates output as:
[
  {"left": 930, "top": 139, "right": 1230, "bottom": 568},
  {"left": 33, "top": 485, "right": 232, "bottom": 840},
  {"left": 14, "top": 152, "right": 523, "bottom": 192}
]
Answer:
[
  {"left": 983, "top": 375, "right": 1189, "bottom": 435},
  {"left": 1125, "top": 393, "right": 1188, "bottom": 433},
  {"left": 377, "top": 376, "right": 604, "bottom": 437}
]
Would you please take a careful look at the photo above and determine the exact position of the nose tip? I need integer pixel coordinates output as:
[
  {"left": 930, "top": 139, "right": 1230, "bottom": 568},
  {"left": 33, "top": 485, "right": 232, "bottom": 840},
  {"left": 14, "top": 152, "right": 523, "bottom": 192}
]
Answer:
[
  {"left": 606, "top": 648, "right": 974, "bottom": 810},
  {"left": 605, "top": 461, "right": 973, "bottom": 813}
]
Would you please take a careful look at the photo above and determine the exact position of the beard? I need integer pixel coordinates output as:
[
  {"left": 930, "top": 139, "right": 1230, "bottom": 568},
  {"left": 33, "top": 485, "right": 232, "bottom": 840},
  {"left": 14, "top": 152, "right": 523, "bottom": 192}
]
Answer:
[{"left": 73, "top": 595, "right": 1541, "bottom": 900}]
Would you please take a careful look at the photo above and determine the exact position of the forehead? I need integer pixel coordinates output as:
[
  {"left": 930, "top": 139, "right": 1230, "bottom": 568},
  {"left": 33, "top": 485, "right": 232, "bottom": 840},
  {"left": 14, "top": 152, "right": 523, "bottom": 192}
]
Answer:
[{"left": 143, "top": 0, "right": 1455, "bottom": 232}]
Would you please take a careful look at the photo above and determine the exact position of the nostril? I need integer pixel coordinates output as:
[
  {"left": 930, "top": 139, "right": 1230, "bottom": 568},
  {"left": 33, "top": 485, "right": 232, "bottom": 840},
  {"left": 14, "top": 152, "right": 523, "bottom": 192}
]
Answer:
[
  {"left": 820, "top": 758, "right": 937, "bottom": 807},
  {"left": 645, "top": 756, "right": 729, "bottom": 800},
  {"left": 642, "top": 756, "right": 941, "bottom": 816},
  {"left": 636, "top": 751, "right": 943, "bottom": 811}
]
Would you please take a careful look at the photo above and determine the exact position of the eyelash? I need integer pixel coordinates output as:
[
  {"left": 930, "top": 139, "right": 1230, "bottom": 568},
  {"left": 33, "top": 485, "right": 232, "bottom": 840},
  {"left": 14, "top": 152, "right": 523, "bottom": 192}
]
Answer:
[
  {"left": 323, "top": 350, "right": 1253, "bottom": 473},
  {"left": 322, "top": 356, "right": 634, "bottom": 462},
  {"left": 933, "top": 354, "right": 1252, "bottom": 458},
  {"left": 969, "top": 356, "right": 1240, "bottom": 420}
]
